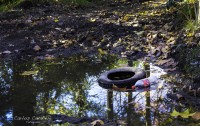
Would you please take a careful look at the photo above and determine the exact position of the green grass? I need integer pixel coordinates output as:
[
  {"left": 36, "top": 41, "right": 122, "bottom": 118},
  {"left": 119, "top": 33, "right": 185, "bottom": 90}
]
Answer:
[
  {"left": 184, "top": 20, "right": 198, "bottom": 32},
  {"left": 0, "top": 0, "right": 23, "bottom": 12}
]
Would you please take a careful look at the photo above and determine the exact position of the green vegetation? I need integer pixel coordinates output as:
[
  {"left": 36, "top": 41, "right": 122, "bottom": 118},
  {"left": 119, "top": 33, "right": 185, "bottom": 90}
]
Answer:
[
  {"left": 0, "top": 0, "right": 23, "bottom": 12},
  {"left": 184, "top": 20, "right": 198, "bottom": 35},
  {"left": 167, "top": 0, "right": 199, "bottom": 35},
  {"left": 175, "top": 47, "right": 200, "bottom": 78},
  {"left": 179, "top": 0, "right": 199, "bottom": 34}
]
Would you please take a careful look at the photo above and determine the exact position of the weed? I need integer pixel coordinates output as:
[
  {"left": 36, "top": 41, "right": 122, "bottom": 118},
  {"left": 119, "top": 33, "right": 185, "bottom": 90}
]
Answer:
[
  {"left": 184, "top": 20, "right": 198, "bottom": 35},
  {"left": 0, "top": 0, "right": 23, "bottom": 12}
]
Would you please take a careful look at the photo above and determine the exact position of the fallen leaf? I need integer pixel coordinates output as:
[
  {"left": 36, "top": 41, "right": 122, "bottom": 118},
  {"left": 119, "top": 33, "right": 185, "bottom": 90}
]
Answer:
[
  {"left": 54, "top": 19, "right": 59, "bottom": 22},
  {"left": 164, "top": 67, "right": 177, "bottom": 72},
  {"left": 33, "top": 45, "right": 41, "bottom": 51},
  {"left": 44, "top": 54, "right": 55, "bottom": 60},
  {"left": 171, "top": 109, "right": 195, "bottom": 118},
  {"left": 156, "top": 58, "right": 178, "bottom": 68},
  {"left": 156, "top": 59, "right": 171, "bottom": 65},
  {"left": 187, "top": 32, "right": 194, "bottom": 37},
  {"left": 14, "top": 50, "right": 19, "bottom": 53},
  {"left": 98, "top": 48, "right": 107, "bottom": 55},
  {"left": 167, "top": 37, "right": 176, "bottom": 45},
  {"left": 147, "top": 32, "right": 157, "bottom": 42},
  {"left": 164, "top": 60, "right": 178, "bottom": 68},
  {"left": 158, "top": 82, "right": 164, "bottom": 89},
  {"left": 151, "top": 46, "right": 161, "bottom": 56},
  {"left": 161, "top": 46, "right": 169, "bottom": 54},
  {"left": 89, "top": 18, "right": 96, "bottom": 22},
  {"left": 2, "top": 50, "right": 11, "bottom": 54},
  {"left": 117, "top": 120, "right": 127, "bottom": 125},
  {"left": 192, "top": 112, "right": 200, "bottom": 120},
  {"left": 20, "top": 70, "right": 38, "bottom": 76},
  {"left": 170, "top": 109, "right": 181, "bottom": 117},
  {"left": 181, "top": 109, "right": 195, "bottom": 118},
  {"left": 91, "top": 119, "right": 104, "bottom": 126}
]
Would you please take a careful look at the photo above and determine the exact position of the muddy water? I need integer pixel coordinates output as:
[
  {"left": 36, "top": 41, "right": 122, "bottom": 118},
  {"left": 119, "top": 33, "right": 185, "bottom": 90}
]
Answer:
[{"left": 0, "top": 53, "right": 199, "bottom": 126}]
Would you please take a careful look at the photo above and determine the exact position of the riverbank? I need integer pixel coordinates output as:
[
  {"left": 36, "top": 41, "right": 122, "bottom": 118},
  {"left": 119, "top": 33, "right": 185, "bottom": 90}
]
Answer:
[{"left": 0, "top": 0, "right": 199, "bottom": 70}]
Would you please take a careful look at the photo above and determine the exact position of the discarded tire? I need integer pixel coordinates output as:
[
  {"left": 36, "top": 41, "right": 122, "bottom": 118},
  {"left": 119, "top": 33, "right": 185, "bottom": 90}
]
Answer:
[{"left": 98, "top": 67, "right": 146, "bottom": 89}]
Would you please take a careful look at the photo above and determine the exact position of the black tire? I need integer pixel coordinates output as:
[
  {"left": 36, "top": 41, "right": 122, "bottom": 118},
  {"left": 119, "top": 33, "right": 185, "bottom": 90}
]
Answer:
[{"left": 98, "top": 67, "right": 146, "bottom": 89}]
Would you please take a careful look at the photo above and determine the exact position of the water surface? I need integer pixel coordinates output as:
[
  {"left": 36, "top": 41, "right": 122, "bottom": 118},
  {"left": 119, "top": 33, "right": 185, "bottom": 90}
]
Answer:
[{"left": 0, "top": 53, "right": 200, "bottom": 126}]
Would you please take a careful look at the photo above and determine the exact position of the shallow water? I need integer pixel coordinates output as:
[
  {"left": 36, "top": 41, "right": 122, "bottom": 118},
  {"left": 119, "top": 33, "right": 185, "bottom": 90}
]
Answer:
[{"left": 0, "top": 54, "right": 200, "bottom": 126}]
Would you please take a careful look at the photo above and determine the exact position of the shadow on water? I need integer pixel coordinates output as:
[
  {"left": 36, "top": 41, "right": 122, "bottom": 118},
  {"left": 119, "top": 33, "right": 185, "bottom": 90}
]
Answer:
[{"left": 0, "top": 50, "right": 200, "bottom": 125}]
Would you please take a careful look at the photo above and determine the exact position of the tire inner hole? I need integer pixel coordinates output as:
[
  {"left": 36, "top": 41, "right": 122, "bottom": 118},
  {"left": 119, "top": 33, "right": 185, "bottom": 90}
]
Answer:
[{"left": 108, "top": 71, "right": 135, "bottom": 80}]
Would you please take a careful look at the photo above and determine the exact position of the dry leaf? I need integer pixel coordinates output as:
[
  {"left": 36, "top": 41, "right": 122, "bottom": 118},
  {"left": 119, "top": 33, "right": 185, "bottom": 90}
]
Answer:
[
  {"left": 20, "top": 70, "right": 38, "bottom": 76},
  {"left": 171, "top": 109, "right": 195, "bottom": 118},
  {"left": 164, "top": 67, "right": 177, "bottom": 72},
  {"left": 117, "top": 120, "right": 127, "bottom": 125},
  {"left": 91, "top": 119, "right": 104, "bottom": 126},
  {"left": 90, "top": 18, "right": 96, "bottom": 22},
  {"left": 167, "top": 37, "right": 176, "bottom": 45},
  {"left": 192, "top": 112, "right": 200, "bottom": 120},
  {"left": 44, "top": 54, "right": 55, "bottom": 60},
  {"left": 151, "top": 46, "right": 160, "bottom": 55},
  {"left": 156, "top": 58, "right": 178, "bottom": 68},
  {"left": 33, "top": 45, "right": 41, "bottom": 51},
  {"left": 98, "top": 48, "right": 107, "bottom": 55},
  {"left": 164, "top": 61, "right": 178, "bottom": 68},
  {"left": 158, "top": 82, "right": 164, "bottom": 89},
  {"left": 161, "top": 46, "right": 169, "bottom": 54},
  {"left": 147, "top": 32, "right": 157, "bottom": 42},
  {"left": 2, "top": 50, "right": 11, "bottom": 54},
  {"left": 156, "top": 59, "right": 171, "bottom": 65}
]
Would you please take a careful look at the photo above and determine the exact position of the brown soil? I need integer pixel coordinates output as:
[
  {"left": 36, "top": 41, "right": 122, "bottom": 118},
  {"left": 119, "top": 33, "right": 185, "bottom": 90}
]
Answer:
[{"left": 0, "top": 0, "right": 196, "bottom": 63}]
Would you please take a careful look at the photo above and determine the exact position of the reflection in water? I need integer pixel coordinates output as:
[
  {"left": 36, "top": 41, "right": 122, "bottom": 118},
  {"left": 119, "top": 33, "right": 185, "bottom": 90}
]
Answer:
[
  {"left": 107, "top": 90, "right": 113, "bottom": 120},
  {"left": 145, "top": 91, "right": 151, "bottom": 126},
  {"left": 0, "top": 60, "right": 13, "bottom": 126},
  {"left": 0, "top": 53, "right": 200, "bottom": 125}
]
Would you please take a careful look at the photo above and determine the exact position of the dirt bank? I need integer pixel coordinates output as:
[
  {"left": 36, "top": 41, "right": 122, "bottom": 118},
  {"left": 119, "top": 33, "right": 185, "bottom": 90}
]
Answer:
[{"left": 0, "top": 0, "right": 197, "bottom": 65}]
